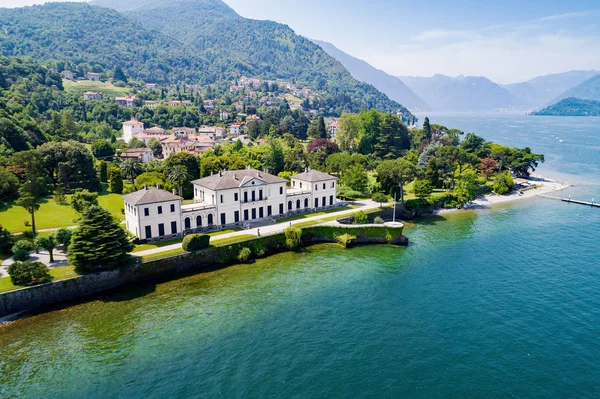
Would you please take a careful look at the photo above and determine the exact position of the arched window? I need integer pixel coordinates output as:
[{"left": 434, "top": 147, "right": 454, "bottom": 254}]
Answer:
[
  {"left": 196, "top": 215, "right": 202, "bottom": 227},
  {"left": 296, "top": 199, "right": 300, "bottom": 209},
  {"left": 184, "top": 217, "right": 191, "bottom": 229},
  {"left": 208, "top": 214, "right": 214, "bottom": 225},
  {"left": 304, "top": 198, "right": 309, "bottom": 208},
  {"left": 288, "top": 201, "right": 292, "bottom": 210}
]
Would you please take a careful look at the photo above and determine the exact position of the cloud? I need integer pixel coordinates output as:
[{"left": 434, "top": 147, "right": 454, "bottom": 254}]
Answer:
[
  {"left": 537, "top": 10, "right": 594, "bottom": 22},
  {"left": 411, "top": 29, "right": 473, "bottom": 42}
]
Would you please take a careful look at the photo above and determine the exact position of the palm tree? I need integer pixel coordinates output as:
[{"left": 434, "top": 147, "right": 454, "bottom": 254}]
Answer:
[
  {"left": 120, "top": 159, "right": 141, "bottom": 183},
  {"left": 167, "top": 165, "right": 188, "bottom": 197}
]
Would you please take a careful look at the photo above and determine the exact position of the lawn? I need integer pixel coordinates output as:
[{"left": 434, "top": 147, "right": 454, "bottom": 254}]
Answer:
[
  {"left": 0, "top": 266, "right": 79, "bottom": 294},
  {"left": 63, "top": 79, "right": 130, "bottom": 98},
  {"left": 211, "top": 234, "right": 255, "bottom": 247},
  {"left": 276, "top": 206, "right": 352, "bottom": 223}
]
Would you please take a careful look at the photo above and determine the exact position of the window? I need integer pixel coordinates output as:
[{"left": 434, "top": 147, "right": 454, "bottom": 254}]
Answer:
[
  {"left": 234, "top": 193, "right": 238, "bottom": 202},
  {"left": 220, "top": 195, "right": 224, "bottom": 204},
  {"left": 196, "top": 215, "right": 202, "bottom": 227},
  {"left": 234, "top": 211, "right": 240, "bottom": 223},
  {"left": 158, "top": 206, "right": 163, "bottom": 214},
  {"left": 220, "top": 213, "right": 226, "bottom": 225},
  {"left": 144, "top": 208, "right": 149, "bottom": 216},
  {"left": 304, "top": 198, "right": 309, "bottom": 208},
  {"left": 184, "top": 218, "right": 191, "bottom": 229},
  {"left": 244, "top": 191, "right": 248, "bottom": 203},
  {"left": 296, "top": 199, "right": 300, "bottom": 209},
  {"left": 208, "top": 214, "right": 214, "bottom": 225},
  {"left": 252, "top": 208, "right": 257, "bottom": 219},
  {"left": 315, "top": 198, "right": 319, "bottom": 208},
  {"left": 170, "top": 204, "right": 175, "bottom": 212},
  {"left": 279, "top": 203, "right": 284, "bottom": 214},
  {"left": 244, "top": 209, "right": 249, "bottom": 221},
  {"left": 171, "top": 221, "right": 177, "bottom": 234},
  {"left": 145, "top": 226, "right": 152, "bottom": 238},
  {"left": 331, "top": 182, "right": 335, "bottom": 188},
  {"left": 323, "top": 183, "right": 326, "bottom": 189},
  {"left": 259, "top": 207, "right": 264, "bottom": 218},
  {"left": 288, "top": 201, "right": 292, "bottom": 210},
  {"left": 279, "top": 186, "right": 283, "bottom": 195},
  {"left": 330, "top": 196, "right": 334, "bottom": 206},
  {"left": 293, "top": 181, "right": 296, "bottom": 187},
  {"left": 300, "top": 182, "right": 303, "bottom": 189},
  {"left": 251, "top": 191, "right": 256, "bottom": 202},
  {"left": 315, "top": 184, "right": 318, "bottom": 191},
  {"left": 267, "top": 205, "right": 272, "bottom": 216},
  {"left": 259, "top": 189, "right": 263, "bottom": 200},
  {"left": 322, "top": 197, "right": 326, "bottom": 207},
  {"left": 158, "top": 223, "right": 165, "bottom": 236}
]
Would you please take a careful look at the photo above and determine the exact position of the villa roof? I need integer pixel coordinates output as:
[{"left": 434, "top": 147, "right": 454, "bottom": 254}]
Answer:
[
  {"left": 293, "top": 169, "right": 337, "bottom": 182},
  {"left": 122, "top": 187, "right": 182, "bottom": 205},
  {"left": 123, "top": 118, "right": 142, "bottom": 125},
  {"left": 192, "top": 169, "right": 287, "bottom": 191}
]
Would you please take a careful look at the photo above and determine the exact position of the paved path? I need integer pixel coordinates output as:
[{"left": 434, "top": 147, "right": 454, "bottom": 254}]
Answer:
[
  {"left": 0, "top": 248, "right": 69, "bottom": 277},
  {"left": 132, "top": 200, "right": 383, "bottom": 258}
]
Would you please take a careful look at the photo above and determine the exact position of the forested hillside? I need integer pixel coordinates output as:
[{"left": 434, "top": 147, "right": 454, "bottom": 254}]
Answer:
[
  {"left": 0, "top": 2, "right": 409, "bottom": 118},
  {"left": 532, "top": 97, "right": 600, "bottom": 116}
]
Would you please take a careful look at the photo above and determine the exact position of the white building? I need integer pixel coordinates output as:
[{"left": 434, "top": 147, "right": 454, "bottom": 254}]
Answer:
[
  {"left": 120, "top": 148, "right": 154, "bottom": 163},
  {"left": 83, "top": 91, "right": 104, "bottom": 101},
  {"left": 122, "top": 118, "right": 145, "bottom": 142},
  {"left": 173, "top": 127, "right": 196, "bottom": 137},
  {"left": 123, "top": 168, "right": 339, "bottom": 241},
  {"left": 230, "top": 123, "right": 243, "bottom": 136},
  {"left": 220, "top": 110, "right": 229, "bottom": 121},
  {"left": 116, "top": 96, "right": 136, "bottom": 108},
  {"left": 61, "top": 70, "right": 74, "bottom": 80},
  {"left": 86, "top": 72, "right": 100, "bottom": 81}
]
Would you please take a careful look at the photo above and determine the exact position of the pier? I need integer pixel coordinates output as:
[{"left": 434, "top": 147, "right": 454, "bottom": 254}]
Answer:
[{"left": 539, "top": 194, "right": 600, "bottom": 208}]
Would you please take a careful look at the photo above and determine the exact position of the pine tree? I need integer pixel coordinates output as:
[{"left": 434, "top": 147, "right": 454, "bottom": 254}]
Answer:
[
  {"left": 109, "top": 166, "right": 123, "bottom": 194},
  {"left": 113, "top": 66, "right": 127, "bottom": 83},
  {"left": 99, "top": 160, "right": 108, "bottom": 183},
  {"left": 423, "top": 116, "right": 432, "bottom": 140},
  {"left": 317, "top": 116, "right": 327, "bottom": 138},
  {"left": 68, "top": 205, "right": 133, "bottom": 270}
]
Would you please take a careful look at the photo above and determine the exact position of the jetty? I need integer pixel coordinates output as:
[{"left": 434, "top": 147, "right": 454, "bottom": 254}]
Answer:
[{"left": 539, "top": 194, "right": 600, "bottom": 208}]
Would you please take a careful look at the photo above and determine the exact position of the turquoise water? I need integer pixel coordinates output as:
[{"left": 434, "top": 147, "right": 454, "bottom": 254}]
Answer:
[{"left": 1, "top": 115, "right": 600, "bottom": 398}]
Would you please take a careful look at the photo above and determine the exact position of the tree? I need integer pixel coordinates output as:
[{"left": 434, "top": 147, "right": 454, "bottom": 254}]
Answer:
[
  {"left": 148, "top": 137, "right": 163, "bottom": 158},
  {"left": 34, "top": 235, "right": 57, "bottom": 263},
  {"left": 38, "top": 141, "right": 99, "bottom": 191},
  {"left": 372, "top": 192, "right": 389, "bottom": 207},
  {"left": 493, "top": 172, "right": 514, "bottom": 195},
  {"left": 453, "top": 170, "right": 479, "bottom": 206},
  {"left": 164, "top": 152, "right": 199, "bottom": 198},
  {"left": 423, "top": 117, "right": 432, "bottom": 140},
  {"left": 341, "top": 164, "right": 369, "bottom": 193},
  {"left": 98, "top": 160, "right": 108, "bottom": 183},
  {"left": 307, "top": 116, "right": 327, "bottom": 139},
  {"left": 135, "top": 172, "right": 168, "bottom": 190},
  {"left": 285, "top": 226, "right": 302, "bottom": 250},
  {"left": 16, "top": 179, "right": 45, "bottom": 237},
  {"left": 68, "top": 205, "right": 133, "bottom": 271},
  {"left": 8, "top": 261, "right": 51, "bottom": 286},
  {"left": 376, "top": 158, "right": 419, "bottom": 203},
  {"left": 71, "top": 189, "right": 99, "bottom": 213},
  {"left": 0, "top": 227, "right": 15, "bottom": 255},
  {"left": 167, "top": 165, "right": 188, "bottom": 197},
  {"left": 354, "top": 210, "right": 368, "bottom": 224},
  {"left": 91, "top": 141, "right": 115, "bottom": 160},
  {"left": 413, "top": 179, "right": 433, "bottom": 197},
  {"left": 120, "top": 159, "right": 141, "bottom": 183},
  {"left": 12, "top": 240, "right": 33, "bottom": 261},
  {"left": 109, "top": 166, "right": 123, "bottom": 194},
  {"left": 264, "top": 140, "right": 285, "bottom": 175},
  {"left": 479, "top": 158, "right": 499, "bottom": 180},
  {"left": 0, "top": 168, "right": 19, "bottom": 201},
  {"left": 54, "top": 228, "right": 72, "bottom": 249},
  {"left": 113, "top": 65, "right": 127, "bottom": 82}
]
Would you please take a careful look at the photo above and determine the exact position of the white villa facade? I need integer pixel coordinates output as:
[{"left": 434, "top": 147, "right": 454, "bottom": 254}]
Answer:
[
  {"left": 122, "top": 118, "right": 145, "bottom": 142},
  {"left": 123, "top": 168, "right": 339, "bottom": 241}
]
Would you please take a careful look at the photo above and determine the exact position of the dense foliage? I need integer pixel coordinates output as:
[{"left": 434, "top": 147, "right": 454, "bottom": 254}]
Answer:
[
  {"left": 7, "top": 260, "right": 51, "bottom": 286},
  {"left": 182, "top": 234, "right": 210, "bottom": 251}
]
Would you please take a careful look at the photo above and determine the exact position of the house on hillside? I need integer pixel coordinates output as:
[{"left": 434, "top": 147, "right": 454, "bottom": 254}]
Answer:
[
  {"left": 61, "top": 70, "right": 74, "bottom": 80},
  {"left": 144, "top": 101, "right": 159, "bottom": 109},
  {"left": 327, "top": 120, "right": 339, "bottom": 140},
  {"left": 83, "top": 91, "right": 104, "bottom": 101},
  {"left": 246, "top": 114, "right": 261, "bottom": 123},
  {"left": 86, "top": 72, "right": 100, "bottom": 81},
  {"left": 120, "top": 148, "right": 154, "bottom": 163},
  {"left": 173, "top": 127, "right": 196, "bottom": 137},
  {"left": 230, "top": 123, "right": 243, "bottom": 136},
  {"left": 116, "top": 95, "right": 136, "bottom": 108},
  {"left": 122, "top": 118, "right": 144, "bottom": 142},
  {"left": 220, "top": 110, "right": 229, "bottom": 121}
]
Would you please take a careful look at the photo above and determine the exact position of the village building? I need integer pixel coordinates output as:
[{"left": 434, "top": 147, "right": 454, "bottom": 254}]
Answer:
[
  {"left": 144, "top": 101, "right": 159, "bottom": 109},
  {"left": 122, "top": 118, "right": 145, "bottom": 142},
  {"left": 119, "top": 148, "right": 154, "bottom": 163},
  {"left": 173, "top": 127, "right": 196, "bottom": 137},
  {"left": 246, "top": 114, "right": 261, "bottom": 122},
  {"left": 145, "top": 83, "right": 157, "bottom": 89},
  {"left": 60, "top": 70, "right": 74, "bottom": 80},
  {"left": 116, "top": 95, "right": 137, "bottom": 108},
  {"left": 83, "top": 91, "right": 104, "bottom": 101},
  {"left": 197, "top": 126, "right": 225, "bottom": 140},
  {"left": 160, "top": 135, "right": 215, "bottom": 158},
  {"left": 327, "top": 120, "right": 339, "bottom": 140},
  {"left": 232, "top": 102, "right": 243, "bottom": 112},
  {"left": 203, "top": 100, "right": 215, "bottom": 111},
  {"left": 230, "top": 123, "right": 243, "bottom": 135},
  {"left": 86, "top": 72, "right": 100, "bottom": 81},
  {"left": 122, "top": 168, "right": 339, "bottom": 241},
  {"left": 220, "top": 110, "right": 229, "bottom": 121},
  {"left": 168, "top": 100, "right": 192, "bottom": 107}
]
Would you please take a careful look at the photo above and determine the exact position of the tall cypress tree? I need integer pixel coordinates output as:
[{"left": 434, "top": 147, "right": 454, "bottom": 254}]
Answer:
[
  {"left": 423, "top": 116, "right": 432, "bottom": 140},
  {"left": 68, "top": 205, "right": 133, "bottom": 271}
]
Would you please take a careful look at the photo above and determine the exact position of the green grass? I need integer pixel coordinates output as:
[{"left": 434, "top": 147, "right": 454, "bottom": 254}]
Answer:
[
  {"left": 140, "top": 248, "right": 187, "bottom": 263},
  {"left": 63, "top": 79, "right": 130, "bottom": 98},
  {"left": 276, "top": 206, "right": 352, "bottom": 223},
  {"left": 211, "top": 234, "right": 255, "bottom": 247},
  {"left": 0, "top": 266, "right": 80, "bottom": 294},
  {"left": 0, "top": 188, "right": 124, "bottom": 234}
]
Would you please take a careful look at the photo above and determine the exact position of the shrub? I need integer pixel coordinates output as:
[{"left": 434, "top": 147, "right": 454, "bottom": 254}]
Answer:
[
  {"left": 374, "top": 216, "right": 384, "bottom": 224},
  {"left": 0, "top": 227, "right": 15, "bottom": 254},
  {"left": 182, "top": 234, "right": 210, "bottom": 251},
  {"left": 237, "top": 247, "right": 252, "bottom": 262},
  {"left": 71, "top": 189, "right": 99, "bottom": 213},
  {"left": 372, "top": 192, "right": 388, "bottom": 207},
  {"left": 354, "top": 211, "right": 368, "bottom": 224},
  {"left": 493, "top": 172, "right": 515, "bottom": 195},
  {"left": 12, "top": 249, "right": 30, "bottom": 262},
  {"left": 8, "top": 261, "right": 51, "bottom": 286},
  {"left": 413, "top": 179, "right": 433, "bottom": 197},
  {"left": 22, "top": 230, "right": 34, "bottom": 239},
  {"left": 54, "top": 228, "right": 73, "bottom": 248},
  {"left": 12, "top": 239, "right": 34, "bottom": 253},
  {"left": 284, "top": 226, "right": 302, "bottom": 250},
  {"left": 24, "top": 220, "right": 30, "bottom": 227},
  {"left": 335, "top": 233, "right": 356, "bottom": 248}
]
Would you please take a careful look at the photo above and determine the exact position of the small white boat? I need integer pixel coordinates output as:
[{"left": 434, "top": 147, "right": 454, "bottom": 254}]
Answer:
[{"left": 559, "top": 140, "right": 564, "bottom": 143}]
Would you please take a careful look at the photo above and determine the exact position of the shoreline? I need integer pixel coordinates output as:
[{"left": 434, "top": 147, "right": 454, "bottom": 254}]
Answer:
[{"left": 437, "top": 174, "right": 571, "bottom": 214}]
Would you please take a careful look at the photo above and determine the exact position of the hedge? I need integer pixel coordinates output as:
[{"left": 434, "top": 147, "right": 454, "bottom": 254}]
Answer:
[{"left": 182, "top": 234, "right": 211, "bottom": 251}]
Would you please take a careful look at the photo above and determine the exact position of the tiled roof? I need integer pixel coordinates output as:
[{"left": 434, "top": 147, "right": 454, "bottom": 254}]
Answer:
[
  {"left": 292, "top": 169, "right": 337, "bottom": 182},
  {"left": 122, "top": 187, "right": 182, "bottom": 205},
  {"left": 192, "top": 169, "right": 286, "bottom": 191}
]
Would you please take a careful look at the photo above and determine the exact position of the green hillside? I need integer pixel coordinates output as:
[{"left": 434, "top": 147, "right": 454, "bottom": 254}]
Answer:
[
  {"left": 532, "top": 97, "right": 600, "bottom": 116},
  {"left": 62, "top": 80, "right": 130, "bottom": 98}
]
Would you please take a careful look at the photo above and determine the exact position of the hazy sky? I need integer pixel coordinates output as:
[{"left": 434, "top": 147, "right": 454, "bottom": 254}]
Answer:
[{"left": 3, "top": 0, "right": 600, "bottom": 84}]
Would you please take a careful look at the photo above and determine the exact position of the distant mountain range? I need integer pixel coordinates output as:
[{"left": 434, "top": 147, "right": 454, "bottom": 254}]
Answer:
[
  {"left": 532, "top": 97, "right": 600, "bottom": 116},
  {"left": 552, "top": 74, "right": 600, "bottom": 102},
  {"left": 311, "top": 40, "right": 430, "bottom": 111}
]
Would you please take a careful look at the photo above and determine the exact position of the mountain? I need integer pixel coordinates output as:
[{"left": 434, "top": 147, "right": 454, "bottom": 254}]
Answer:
[
  {"left": 311, "top": 39, "right": 430, "bottom": 111},
  {"left": 398, "top": 74, "right": 521, "bottom": 112},
  {"left": 0, "top": 2, "right": 409, "bottom": 118},
  {"left": 532, "top": 97, "right": 600, "bottom": 116},
  {"left": 90, "top": 0, "right": 410, "bottom": 118},
  {"left": 504, "top": 70, "right": 600, "bottom": 107},
  {"left": 553, "top": 75, "right": 600, "bottom": 103}
]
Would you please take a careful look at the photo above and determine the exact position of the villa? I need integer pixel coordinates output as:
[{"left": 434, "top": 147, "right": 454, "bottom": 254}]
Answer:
[
  {"left": 83, "top": 91, "right": 104, "bottom": 101},
  {"left": 123, "top": 167, "right": 339, "bottom": 241}
]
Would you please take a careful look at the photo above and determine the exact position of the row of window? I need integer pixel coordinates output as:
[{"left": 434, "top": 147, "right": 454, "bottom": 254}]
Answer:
[
  {"left": 145, "top": 221, "right": 178, "bottom": 239},
  {"left": 291, "top": 181, "right": 336, "bottom": 190},
  {"left": 142, "top": 203, "right": 176, "bottom": 217}
]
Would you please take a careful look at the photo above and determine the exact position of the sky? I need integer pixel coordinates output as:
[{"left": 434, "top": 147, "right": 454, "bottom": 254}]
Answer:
[{"left": 2, "top": 0, "right": 600, "bottom": 84}]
